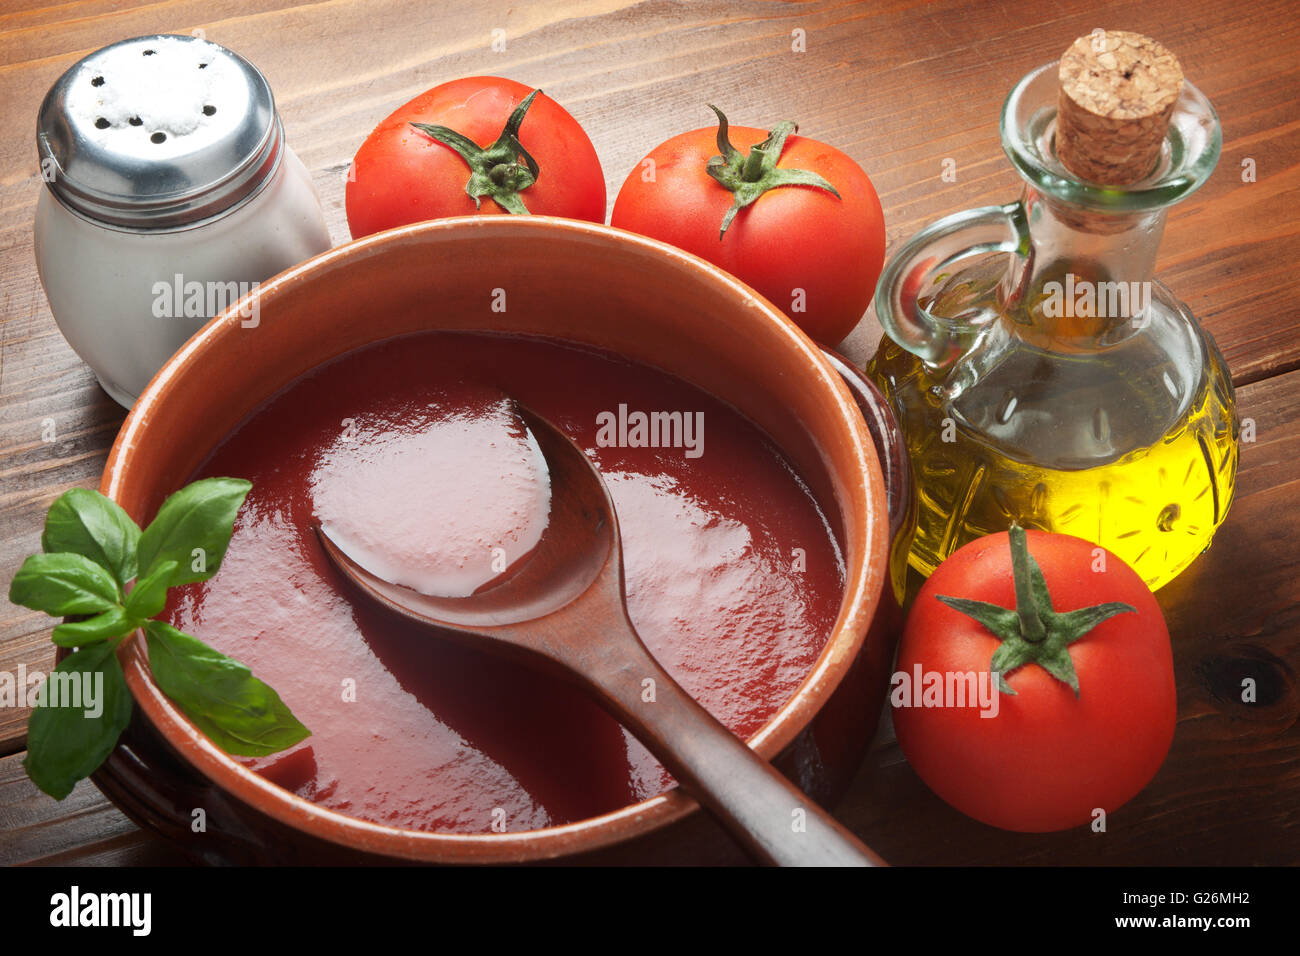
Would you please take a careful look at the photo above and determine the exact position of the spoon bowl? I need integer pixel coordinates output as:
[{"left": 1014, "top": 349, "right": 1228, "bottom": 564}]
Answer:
[{"left": 320, "top": 406, "right": 616, "bottom": 630}]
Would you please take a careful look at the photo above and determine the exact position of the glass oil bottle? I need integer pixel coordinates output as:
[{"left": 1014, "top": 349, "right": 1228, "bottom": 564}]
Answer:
[{"left": 868, "top": 31, "right": 1237, "bottom": 590}]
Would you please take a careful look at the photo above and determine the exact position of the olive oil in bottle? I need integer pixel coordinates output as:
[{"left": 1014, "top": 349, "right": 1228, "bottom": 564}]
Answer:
[
  {"left": 869, "top": 295, "right": 1237, "bottom": 588},
  {"left": 868, "top": 31, "right": 1238, "bottom": 590}
]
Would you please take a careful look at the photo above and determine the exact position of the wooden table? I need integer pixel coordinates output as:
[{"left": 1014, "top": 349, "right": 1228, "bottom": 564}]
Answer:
[{"left": 3, "top": 0, "right": 1297, "bottom": 866}]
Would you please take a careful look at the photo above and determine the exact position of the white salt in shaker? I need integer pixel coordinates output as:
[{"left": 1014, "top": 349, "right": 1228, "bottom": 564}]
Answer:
[{"left": 34, "top": 34, "right": 332, "bottom": 408}]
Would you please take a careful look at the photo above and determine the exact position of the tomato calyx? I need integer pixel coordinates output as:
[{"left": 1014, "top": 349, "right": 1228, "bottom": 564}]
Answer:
[
  {"left": 410, "top": 89, "right": 543, "bottom": 215},
  {"left": 935, "top": 524, "right": 1137, "bottom": 697},
  {"left": 704, "top": 105, "right": 841, "bottom": 239}
]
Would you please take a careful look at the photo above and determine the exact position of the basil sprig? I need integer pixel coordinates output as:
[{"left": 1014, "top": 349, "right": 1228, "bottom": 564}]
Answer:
[{"left": 8, "top": 479, "right": 310, "bottom": 799}]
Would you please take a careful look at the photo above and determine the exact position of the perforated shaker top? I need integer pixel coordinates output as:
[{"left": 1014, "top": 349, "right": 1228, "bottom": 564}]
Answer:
[{"left": 37, "top": 34, "right": 283, "bottom": 228}]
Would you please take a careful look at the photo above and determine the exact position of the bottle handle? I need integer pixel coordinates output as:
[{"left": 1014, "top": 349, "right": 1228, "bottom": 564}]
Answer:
[{"left": 875, "top": 202, "right": 1028, "bottom": 365}]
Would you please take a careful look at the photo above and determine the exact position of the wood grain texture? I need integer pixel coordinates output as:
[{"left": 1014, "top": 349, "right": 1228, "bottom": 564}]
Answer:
[
  {"left": 0, "top": 751, "right": 186, "bottom": 866},
  {"left": 1, "top": 0, "right": 1297, "bottom": 863}
]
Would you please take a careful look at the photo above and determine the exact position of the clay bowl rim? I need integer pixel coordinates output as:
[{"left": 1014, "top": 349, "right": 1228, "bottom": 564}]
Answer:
[{"left": 100, "top": 215, "right": 889, "bottom": 864}]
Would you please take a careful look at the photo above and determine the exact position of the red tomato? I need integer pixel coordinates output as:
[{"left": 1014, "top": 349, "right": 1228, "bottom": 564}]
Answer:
[
  {"left": 610, "top": 111, "right": 885, "bottom": 345},
  {"left": 346, "top": 76, "right": 605, "bottom": 238},
  {"left": 892, "top": 527, "right": 1176, "bottom": 832}
]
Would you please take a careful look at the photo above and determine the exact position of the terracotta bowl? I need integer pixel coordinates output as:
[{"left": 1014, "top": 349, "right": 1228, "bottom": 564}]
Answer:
[{"left": 96, "top": 216, "right": 905, "bottom": 864}]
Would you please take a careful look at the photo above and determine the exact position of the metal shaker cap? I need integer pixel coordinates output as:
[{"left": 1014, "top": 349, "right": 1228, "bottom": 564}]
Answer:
[{"left": 37, "top": 34, "right": 283, "bottom": 229}]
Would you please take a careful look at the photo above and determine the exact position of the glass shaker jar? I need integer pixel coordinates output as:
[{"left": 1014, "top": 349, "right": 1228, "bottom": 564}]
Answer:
[
  {"left": 868, "top": 31, "right": 1237, "bottom": 590},
  {"left": 34, "top": 34, "right": 332, "bottom": 408}
]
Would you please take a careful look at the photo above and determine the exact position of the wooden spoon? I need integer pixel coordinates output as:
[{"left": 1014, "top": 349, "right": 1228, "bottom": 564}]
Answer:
[{"left": 316, "top": 405, "right": 884, "bottom": 867}]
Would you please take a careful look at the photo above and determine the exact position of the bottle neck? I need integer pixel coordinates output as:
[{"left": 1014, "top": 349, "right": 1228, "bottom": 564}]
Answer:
[{"left": 1006, "top": 186, "right": 1167, "bottom": 346}]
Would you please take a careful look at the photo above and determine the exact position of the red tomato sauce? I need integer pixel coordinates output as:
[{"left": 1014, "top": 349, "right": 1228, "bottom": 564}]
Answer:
[{"left": 163, "top": 333, "right": 844, "bottom": 832}]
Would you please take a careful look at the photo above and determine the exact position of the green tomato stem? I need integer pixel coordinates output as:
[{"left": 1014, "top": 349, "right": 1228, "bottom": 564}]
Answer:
[
  {"left": 703, "top": 106, "right": 842, "bottom": 239},
  {"left": 935, "top": 523, "right": 1138, "bottom": 697},
  {"left": 411, "top": 88, "right": 543, "bottom": 215},
  {"left": 1009, "top": 524, "right": 1047, "bottom": 643}
]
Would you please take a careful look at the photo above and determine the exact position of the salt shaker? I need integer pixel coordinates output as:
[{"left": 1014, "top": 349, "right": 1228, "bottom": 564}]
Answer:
[{"left": 34, "top": 34, "right": 332, "bottom": 408}]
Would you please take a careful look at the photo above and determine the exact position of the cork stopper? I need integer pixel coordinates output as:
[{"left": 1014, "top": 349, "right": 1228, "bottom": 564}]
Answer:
[{"left": 1056, "top": 30, "right": 1183, "bottom": 185}]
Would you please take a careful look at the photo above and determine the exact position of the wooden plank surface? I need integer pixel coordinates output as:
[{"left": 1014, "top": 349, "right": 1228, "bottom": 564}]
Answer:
[
  {"left": 0, "top": 751, "right": 187, "bottom": 866},
  {"left": 1, "top": 0, "right": 1297, "bottom": 864}
]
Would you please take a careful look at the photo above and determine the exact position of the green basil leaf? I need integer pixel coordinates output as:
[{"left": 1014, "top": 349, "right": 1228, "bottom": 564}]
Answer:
[
  {"left": 144, "top": 621, "right": 309, "bottom": 757},
  {"left": 137, "top": 477, "right": 251, "bottom": 588},
  {"left": 123, "top": 560, "right": 177, "bottom": 620},
  {"left": 51, "top": 607, "right": 137, "bottom": 648},
  {"left": 22, "top": 641, "right": 133, "bottom": 800},
  {"left": 9, "top": 553, "right": 121, "bottom": 616},
  {"left": 41, "top": 488, "right": 141, "bottom": 592}
]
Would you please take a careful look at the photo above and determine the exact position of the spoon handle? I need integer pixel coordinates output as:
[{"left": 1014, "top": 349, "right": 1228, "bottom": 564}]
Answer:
[{"left": 577, "top": 634, "right": 885, "bottom": 867}]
